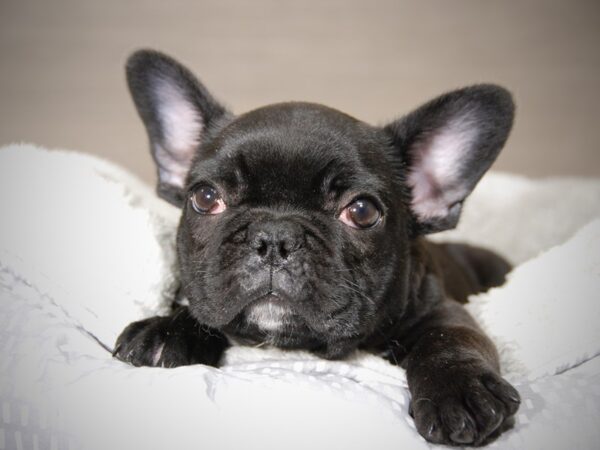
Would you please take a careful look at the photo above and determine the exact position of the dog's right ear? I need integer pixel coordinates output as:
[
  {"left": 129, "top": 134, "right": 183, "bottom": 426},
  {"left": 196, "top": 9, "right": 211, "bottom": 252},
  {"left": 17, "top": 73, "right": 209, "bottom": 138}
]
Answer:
[{"left": 126, "top": 49, "right": 230, "bottom": 207}]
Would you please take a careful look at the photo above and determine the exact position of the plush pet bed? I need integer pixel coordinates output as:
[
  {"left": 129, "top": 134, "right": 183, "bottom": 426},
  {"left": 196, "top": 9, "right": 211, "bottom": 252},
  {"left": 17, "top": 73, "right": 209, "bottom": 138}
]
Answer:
[{"left": 1, "top": 144, "right": 599, "bottom": 450}]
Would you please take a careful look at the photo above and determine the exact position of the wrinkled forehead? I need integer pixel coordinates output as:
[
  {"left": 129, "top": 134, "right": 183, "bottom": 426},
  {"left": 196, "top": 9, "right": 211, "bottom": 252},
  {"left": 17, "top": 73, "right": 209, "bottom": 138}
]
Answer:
[
  {"left": 190, "top": 103, "right": 389, "bottom": 198},
  {"left": 218, "top": 102, "right": 368, "bottom": 162},
  {"left": 219, "top": 124, "right": 361, "bottom": 180}
]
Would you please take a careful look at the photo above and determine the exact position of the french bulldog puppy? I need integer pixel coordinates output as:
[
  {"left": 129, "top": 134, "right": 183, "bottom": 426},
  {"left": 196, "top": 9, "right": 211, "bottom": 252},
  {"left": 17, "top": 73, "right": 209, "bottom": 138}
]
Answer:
[{"left": 114, "top": 49, "right": 520, "bottom": 446}]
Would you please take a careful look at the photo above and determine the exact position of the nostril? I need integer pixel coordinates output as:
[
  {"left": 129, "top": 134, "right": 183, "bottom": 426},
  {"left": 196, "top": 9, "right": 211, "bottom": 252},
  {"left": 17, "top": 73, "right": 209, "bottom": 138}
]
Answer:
[
  {"left": 279, "top": 238, "right": 303, "bottom": 259},
  {"left": 256, "top": 240, "right": 268, "bottom": 257},
  {"left": 279, "top": 241, "right": 289, "bottom": 259}
]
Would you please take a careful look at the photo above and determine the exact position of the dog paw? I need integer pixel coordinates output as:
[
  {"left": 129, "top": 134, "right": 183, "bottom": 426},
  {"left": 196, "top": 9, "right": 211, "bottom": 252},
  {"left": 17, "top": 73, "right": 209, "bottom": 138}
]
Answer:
[
  {"left": 409, "top": 368, "right": 520, "bottom": 446},
  {"left": 113, "top": 310, "right": 227, "bottom": 368}
]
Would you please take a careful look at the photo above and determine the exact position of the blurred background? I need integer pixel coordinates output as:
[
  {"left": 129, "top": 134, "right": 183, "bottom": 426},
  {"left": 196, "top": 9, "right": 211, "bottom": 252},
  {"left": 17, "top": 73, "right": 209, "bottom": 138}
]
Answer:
[{"left": 1, "top": 0, "right": 599, "bottom": 184}]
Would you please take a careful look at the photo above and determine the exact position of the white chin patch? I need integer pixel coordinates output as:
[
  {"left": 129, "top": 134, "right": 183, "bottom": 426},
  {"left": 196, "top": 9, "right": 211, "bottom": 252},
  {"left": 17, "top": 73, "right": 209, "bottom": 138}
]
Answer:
[{"left": 246, "top": 301, "right": 290, "bottom": 331}]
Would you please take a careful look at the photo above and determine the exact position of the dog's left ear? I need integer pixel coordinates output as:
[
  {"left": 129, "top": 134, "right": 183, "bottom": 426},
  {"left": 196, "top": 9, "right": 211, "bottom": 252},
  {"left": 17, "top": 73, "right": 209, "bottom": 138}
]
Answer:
[
  {"left": 126, "top": 49, "right": 231, "bottom": 207},
  {"left": 384, "top": 84, "right": 514, "bottom": 234}
]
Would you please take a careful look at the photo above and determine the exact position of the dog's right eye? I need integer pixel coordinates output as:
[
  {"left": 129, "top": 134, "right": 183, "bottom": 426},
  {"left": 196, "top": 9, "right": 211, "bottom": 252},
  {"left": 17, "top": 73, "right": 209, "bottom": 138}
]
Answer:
[{"left": 190, "top": 185, "right": 226, "bottom": 214}]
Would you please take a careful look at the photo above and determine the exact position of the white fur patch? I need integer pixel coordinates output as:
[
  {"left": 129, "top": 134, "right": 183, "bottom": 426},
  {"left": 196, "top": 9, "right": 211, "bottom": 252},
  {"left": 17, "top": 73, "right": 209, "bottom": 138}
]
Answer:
[
  {"left": 246, "top": 301, "right": 291, "bottom": 331},
  {"left": 409, "top": 117, "right": 477, "bottom": 220}
]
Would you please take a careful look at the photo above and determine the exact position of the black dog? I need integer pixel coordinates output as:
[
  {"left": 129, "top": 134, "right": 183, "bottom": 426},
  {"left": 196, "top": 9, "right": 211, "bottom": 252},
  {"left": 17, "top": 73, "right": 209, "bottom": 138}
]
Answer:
[{"left": 114, "top": 50, "right": 520, "bottom": 446}]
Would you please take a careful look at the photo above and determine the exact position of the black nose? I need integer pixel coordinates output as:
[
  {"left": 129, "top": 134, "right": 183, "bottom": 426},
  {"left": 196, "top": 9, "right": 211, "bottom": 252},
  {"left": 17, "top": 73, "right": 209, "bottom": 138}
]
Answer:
[{"left": 248, "top": 219, "right": 304, "bottom": 262}]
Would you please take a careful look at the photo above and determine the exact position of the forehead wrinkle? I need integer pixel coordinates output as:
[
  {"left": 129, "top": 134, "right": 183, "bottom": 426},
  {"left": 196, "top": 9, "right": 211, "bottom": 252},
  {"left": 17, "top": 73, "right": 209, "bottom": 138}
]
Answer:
[
  {"left": 191, "top": 144, "right": 389, "bottom": 209},
  {"left": 226, "top": 129, "right": 350, "bottom": 177},
  {"left": 189, "top": 113, "right": 390, "bottom": 205},
  {"left": 321, "top": 156, "right": 388, "bottom": 197}
]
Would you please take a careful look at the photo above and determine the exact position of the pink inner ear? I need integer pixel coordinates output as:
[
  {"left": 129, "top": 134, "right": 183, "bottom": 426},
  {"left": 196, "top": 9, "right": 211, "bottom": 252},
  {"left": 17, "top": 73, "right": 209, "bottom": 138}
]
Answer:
[
  {"left": 154, "top": 79, "right": 203, "bottom": 188},
  {"left": 408, "top": 118, "right": 477, "bottom": 221}
]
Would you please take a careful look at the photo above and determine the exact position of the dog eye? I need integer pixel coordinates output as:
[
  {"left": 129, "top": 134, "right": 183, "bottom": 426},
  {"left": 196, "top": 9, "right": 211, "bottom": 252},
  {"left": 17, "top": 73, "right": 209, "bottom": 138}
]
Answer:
[
  {"left": 190, "top": 185, "right": 226, "bottom": 214},
  {"left": 339, "top": 198, "right": 381, "bottom": 229}
]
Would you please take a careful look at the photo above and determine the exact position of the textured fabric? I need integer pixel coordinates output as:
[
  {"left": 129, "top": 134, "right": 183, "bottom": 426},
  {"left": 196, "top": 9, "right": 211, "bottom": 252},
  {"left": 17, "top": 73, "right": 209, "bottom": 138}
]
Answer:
[{"left": 1, "top": 144, "right": 600, "bottom": 450}]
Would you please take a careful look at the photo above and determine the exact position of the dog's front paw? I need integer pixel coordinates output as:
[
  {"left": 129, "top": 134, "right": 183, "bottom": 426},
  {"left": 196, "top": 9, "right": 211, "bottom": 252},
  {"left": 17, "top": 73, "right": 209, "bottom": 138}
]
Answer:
[
  {"left": 113, "top": 309, "right": 227, "bottom": 368},
  {"left": 409, "top": 368, "right": 520, "bottom": 446}
]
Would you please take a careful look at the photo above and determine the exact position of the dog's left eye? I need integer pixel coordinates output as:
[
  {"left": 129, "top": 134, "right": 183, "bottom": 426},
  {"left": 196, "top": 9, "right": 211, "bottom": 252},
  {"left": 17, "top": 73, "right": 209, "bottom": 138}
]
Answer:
[
  {"left": 190, "top": 185, "right": 226, "bottom": 214},
  {"left": 339, "top": 198, "right": 381, "bottom": 229}
]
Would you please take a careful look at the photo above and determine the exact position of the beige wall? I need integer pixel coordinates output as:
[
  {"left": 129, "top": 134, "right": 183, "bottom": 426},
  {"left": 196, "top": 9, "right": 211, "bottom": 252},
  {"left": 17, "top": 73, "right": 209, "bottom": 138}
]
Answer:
[{"left": 1, "top": 0, "right": 599, "bottom": 186}]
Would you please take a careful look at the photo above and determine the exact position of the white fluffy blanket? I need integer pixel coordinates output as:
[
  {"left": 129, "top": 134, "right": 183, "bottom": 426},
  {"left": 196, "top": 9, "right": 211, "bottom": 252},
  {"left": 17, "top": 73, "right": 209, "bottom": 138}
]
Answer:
[{"left": 1, "top": 144, "right": 600, "bottom": 450}]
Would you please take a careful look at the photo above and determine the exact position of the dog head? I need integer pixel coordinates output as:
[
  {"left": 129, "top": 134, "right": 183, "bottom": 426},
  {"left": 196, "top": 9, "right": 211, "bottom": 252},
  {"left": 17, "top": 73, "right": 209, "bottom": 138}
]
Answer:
[{"left": 127, "top": 50, "right": 514, "bottom": 357}]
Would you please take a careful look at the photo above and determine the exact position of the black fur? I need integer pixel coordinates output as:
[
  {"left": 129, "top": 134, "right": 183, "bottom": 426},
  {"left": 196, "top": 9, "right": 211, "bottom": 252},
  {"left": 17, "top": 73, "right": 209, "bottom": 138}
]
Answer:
[{"left": 114, "top": 49, "right": 520, "bottom": 446}]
